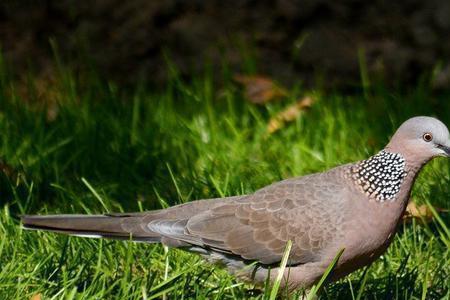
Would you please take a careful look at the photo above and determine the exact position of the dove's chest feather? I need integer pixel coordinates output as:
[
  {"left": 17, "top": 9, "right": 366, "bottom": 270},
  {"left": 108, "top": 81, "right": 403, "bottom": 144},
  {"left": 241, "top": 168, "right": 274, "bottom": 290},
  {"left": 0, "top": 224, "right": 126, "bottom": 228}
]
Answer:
[{"left": 328, "top": 170, "right": 415, "bottom": 278}]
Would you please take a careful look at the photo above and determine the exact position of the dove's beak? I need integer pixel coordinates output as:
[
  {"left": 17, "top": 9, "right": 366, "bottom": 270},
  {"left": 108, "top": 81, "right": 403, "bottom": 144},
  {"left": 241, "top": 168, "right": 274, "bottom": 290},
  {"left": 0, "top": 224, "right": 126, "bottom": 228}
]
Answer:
[{"left": 437, "top": 142, "right": 450, "bottom": 157}]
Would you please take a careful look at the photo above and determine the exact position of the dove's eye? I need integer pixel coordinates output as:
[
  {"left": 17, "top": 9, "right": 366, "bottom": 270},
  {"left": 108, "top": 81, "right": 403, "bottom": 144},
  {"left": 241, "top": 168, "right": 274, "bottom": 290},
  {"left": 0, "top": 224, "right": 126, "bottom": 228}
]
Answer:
[{"left": 423, "top": 133, "right": 433, "bottom": 142}]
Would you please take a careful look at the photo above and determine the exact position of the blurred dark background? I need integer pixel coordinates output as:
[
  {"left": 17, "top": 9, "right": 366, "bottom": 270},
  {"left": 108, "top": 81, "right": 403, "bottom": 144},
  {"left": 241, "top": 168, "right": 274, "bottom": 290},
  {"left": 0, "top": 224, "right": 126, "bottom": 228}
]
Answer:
[{"left": 1, "top": 0, "right": 450, "bottom": 89}]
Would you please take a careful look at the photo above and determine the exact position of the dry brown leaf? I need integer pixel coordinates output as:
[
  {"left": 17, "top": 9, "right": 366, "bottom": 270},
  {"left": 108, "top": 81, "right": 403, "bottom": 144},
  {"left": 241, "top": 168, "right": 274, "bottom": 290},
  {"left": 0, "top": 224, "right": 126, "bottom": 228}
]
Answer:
[
  {"left": 234, "top": 74, "right": 288, "bottom": 104},
  {"left": 30, "top": 293, "right": 42, "bottom": 300},
  {"left": 267, "top": 96, "right": 315, "bottom": 134},
  {"left": 403, "top": 201, "right": 448, "bottom": 224},
  {"left": 0, "top": 159, "right": 17, "bottom": 181},
  {"left": 12, "top": 69, "right": 61, "bottom": 123}
]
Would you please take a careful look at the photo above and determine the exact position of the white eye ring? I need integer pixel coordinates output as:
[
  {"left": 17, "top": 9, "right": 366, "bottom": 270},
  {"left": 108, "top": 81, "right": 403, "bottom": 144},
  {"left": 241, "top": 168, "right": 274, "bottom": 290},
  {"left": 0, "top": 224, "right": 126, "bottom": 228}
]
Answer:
[{"left": 423, "top": 133, "right": 433, "bottom": 142}]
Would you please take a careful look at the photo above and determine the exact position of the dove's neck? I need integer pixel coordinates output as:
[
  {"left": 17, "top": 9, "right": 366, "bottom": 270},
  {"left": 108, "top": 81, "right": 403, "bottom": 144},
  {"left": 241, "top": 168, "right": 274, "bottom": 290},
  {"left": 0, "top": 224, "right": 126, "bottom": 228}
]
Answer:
[
  {"left": 350, "top": 150, "right": 408, "bottom": 202},
  {"left": 384, "top": 142, "right": 433, "bottom": 194},
  {"left": 349, "top": 146, "right": 430, "bottom": 205}
]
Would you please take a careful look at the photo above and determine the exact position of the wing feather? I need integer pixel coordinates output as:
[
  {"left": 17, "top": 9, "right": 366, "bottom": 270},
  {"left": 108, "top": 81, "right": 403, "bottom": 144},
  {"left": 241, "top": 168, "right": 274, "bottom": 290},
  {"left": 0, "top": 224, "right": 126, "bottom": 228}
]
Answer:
[{"left": 181, "top": 167, "right": 349, "bottom": 265}]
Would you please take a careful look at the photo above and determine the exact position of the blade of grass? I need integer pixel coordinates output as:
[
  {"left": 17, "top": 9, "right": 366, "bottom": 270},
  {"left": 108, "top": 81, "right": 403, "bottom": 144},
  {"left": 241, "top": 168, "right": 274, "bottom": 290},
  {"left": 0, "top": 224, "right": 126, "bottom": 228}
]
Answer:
[
  {"left": 81, "top": 177, "right": 109, "bottom": 212},
  {"left": 306, "top": 248, "right": 345, "bottom": 300},
  {"left": 355, "top": 265, "right": 371, "bottom": 300},
  {"left": 166, "top": 163, "right": 185, "bottom": 203},
  {"left": 269, "top": 240, "right": 292, "bottom": 300},
  {"left": 425, "top": 199, "right": 450, "bottom": 246},
  {"left": 421, "top": 239, "right": 433, "bottom": 300}
]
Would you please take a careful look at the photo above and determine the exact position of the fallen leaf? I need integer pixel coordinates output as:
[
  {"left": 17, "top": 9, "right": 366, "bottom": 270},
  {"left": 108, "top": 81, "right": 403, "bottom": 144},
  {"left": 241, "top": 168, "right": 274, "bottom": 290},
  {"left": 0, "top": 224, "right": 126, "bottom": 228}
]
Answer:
[
  {"left": 12, "top": 69, "right": 62, "bottom": 123},
  {"left": 234, "top": 75, "right": 288, "bottom": 104},
  {"left": 0, "top": 159, "right": 17, "bottom": 181},
  {"left": 267, "top": 96, "right": 315, "bottom": 134},
  {"left": 403, "top": 201, "right": 448, "bottom": 224},
  {"left": 30, "top": 293, "right": 42, "bottom": 300}
]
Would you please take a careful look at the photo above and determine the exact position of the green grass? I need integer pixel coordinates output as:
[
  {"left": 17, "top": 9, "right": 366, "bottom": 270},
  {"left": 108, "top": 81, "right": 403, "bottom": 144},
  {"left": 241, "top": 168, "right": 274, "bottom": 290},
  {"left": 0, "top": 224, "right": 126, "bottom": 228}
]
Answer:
[{"left": 0, "top": 61, "right": 449, "bottom": 299}]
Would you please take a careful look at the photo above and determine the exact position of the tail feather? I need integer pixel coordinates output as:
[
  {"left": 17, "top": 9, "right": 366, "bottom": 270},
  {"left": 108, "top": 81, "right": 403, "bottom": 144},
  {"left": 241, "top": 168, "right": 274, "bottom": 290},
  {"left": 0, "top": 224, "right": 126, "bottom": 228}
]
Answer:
[
  {"left": 20, "top": 196, "right": 245, "bottom": 244},
  {"left": 21, "top": 214, "right": 162, "bottom": 242}
]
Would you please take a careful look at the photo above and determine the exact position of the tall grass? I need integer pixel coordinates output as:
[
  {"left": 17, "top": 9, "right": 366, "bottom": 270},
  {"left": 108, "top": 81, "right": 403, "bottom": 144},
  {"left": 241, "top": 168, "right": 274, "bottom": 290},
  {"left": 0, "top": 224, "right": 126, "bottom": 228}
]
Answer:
[{"left": 0, "top": 60, "right": 449, "bottom": 299}]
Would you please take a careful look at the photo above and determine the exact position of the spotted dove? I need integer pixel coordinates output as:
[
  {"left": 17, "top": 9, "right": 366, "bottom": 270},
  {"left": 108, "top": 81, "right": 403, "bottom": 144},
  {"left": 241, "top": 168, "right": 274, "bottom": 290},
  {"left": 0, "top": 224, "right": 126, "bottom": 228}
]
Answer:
[{"left": 22, "top": 116, "right": 450, "bottom": 291}]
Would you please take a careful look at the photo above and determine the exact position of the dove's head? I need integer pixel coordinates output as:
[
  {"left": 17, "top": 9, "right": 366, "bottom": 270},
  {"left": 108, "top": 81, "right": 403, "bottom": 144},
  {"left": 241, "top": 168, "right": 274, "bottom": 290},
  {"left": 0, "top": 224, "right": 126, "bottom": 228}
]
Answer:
[{"left": 386, "top": 116, "right": 450, "bottom": 164}]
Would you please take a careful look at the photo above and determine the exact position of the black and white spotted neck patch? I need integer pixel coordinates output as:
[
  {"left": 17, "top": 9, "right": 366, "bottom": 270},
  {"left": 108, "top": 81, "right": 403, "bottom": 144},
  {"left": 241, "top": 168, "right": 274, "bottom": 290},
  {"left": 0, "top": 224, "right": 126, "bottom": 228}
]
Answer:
[{"left": 349, "top": 150, "right": 407, "bottom": 202}]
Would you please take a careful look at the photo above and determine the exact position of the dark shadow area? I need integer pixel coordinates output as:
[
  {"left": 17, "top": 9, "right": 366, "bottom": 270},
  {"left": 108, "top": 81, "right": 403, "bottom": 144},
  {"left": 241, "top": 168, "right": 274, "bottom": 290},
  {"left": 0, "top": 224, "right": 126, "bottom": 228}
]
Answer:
[{"left": 2, "top": 0, "right": 450, "bottom": 89}]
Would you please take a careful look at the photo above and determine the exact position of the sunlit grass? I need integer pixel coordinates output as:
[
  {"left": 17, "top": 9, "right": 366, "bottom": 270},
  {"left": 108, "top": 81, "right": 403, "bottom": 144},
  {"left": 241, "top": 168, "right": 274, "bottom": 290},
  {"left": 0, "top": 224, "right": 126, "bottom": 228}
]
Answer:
[{"left": 0, "top": 61, "right": 449, "bottom": 299}]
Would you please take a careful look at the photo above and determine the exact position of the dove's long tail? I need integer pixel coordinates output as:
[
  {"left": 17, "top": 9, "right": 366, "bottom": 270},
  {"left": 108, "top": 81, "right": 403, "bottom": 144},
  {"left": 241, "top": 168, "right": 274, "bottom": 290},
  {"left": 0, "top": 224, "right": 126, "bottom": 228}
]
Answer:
[
  {"left": 21, "top": 196, "right": 243, "bottom": 244},
  {"left": 21, "top": 213, "right": 163, "bottom": 242}
]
